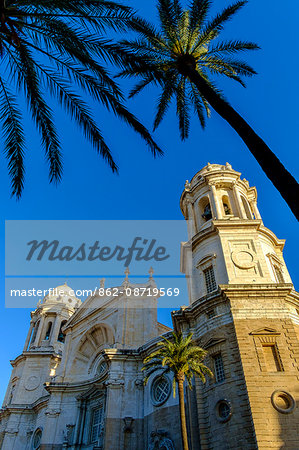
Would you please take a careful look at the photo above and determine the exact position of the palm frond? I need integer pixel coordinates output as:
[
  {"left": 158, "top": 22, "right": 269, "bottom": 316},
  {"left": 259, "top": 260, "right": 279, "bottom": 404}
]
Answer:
[
  {"left": 11, "top": 42, "right": 62, "bottom": 183},
  {"left": 0, "top": 0, "right": 162, "bottom": 196},
  {"left": 189, "top": 83, "right": 207, "bottom": 128},
  {"left": 154, "top": 72, "right": 177, "bottom": 130},
  {"left": 35, "top": 64, "right": 118, "bottom": 171},
  {"left": 158, "top": 0, "right": 182, "bottom": 34},
  {"left": 193, "top": 1, "right": 247, "bottom": 51},
  {"left": 177, "top": 78, "right": 191, "bottom": 139},
  {"left": 207, "top": 39, "right": 260, "bottom": 55},
  {"left": 0, "top": 77, "right": 25, "bottom": 198},
  {"left": 190, "top": 0, "right": 211, "bottom": 30},
  {"left": 129, "top": 75, "right": 157, "bottom": 98}
]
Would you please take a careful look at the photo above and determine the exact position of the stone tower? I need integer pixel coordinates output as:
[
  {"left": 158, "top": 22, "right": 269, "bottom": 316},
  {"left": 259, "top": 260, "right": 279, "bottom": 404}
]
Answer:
[
  {"left": 0, "top": 284, "right": 81, "bottom": 449},
  {"left": 175, "top": 163, "right": 299, "bottom": 449}
]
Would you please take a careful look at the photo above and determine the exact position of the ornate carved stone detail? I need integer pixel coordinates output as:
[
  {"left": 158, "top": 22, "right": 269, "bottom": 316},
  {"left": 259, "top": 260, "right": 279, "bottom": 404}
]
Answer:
[
  {"left": 45, "top": 408, "right": 61, "bottom": 417},
  {"left": 135, "top": 378, "right": 144, "bottom": 389},
  {"left": 231, "top": 250, "right": 257, "bottom": 270},
  {"left": 148, "top": 430, "right": 175, "bottom": 450},
  {"left": 104, "top": 378, "right": 124, "bottom": 389},
  {"left": 24, "top": 375, "right": 40, "bottom": 391},
  {"left": 63, "top": 424, "right": 75, "bottom": 444}
]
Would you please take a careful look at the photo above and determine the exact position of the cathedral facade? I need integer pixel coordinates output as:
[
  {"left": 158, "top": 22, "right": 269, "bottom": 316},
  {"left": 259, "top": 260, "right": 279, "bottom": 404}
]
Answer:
[{"left": 1, "top": 163, "right": 299, "bottom": 450}]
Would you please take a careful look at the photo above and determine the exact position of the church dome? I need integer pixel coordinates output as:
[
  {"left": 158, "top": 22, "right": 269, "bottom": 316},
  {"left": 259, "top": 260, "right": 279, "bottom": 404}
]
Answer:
[{"left": 42, "top": 282, "right": 81, "bottom": 308}]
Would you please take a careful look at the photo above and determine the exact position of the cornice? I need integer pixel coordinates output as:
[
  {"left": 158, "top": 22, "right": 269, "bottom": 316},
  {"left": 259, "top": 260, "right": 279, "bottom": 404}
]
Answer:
[
  {"left": 10, "top": 351, "right": 61, "bottom": 367},
  {"left": 0, "top": 395, "right": 50, "bottom": 418}
]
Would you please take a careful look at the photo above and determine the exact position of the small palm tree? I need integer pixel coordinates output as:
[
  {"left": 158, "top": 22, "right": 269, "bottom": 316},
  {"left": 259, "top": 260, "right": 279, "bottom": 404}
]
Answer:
[
  {"left": 117, "top": 0, "right": 299, "bottom": 219},
  {"left": 143, "top": 331, "right": 213, "bottom": 450},
  {"left": 0, "top": 0, "right": 162, "bottom": 197}
]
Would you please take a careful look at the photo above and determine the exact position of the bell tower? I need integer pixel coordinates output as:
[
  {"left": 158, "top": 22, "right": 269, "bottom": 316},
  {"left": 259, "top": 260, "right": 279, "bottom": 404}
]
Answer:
[
  {"left": 180, "top": 163, "right": 292, "bottom": 303},
  {"left": 174, "top": 163, "right": 299, "bottom": 449},
  {"left": 24, "top": 283, "right": 81, "bottom": 355},
  {"left": 2, "top": 284, "right": 81, "bottom": 409}
]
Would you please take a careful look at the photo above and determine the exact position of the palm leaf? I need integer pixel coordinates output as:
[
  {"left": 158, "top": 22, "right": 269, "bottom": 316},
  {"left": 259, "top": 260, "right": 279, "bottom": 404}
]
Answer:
[{"left": 0, "top": 77, "right": 25, "bottom": 198}]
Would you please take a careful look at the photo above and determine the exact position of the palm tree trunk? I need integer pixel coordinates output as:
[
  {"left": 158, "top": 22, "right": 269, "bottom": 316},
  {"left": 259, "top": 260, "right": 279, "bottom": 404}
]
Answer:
[
  {"left": 177, "top": 375, "right": 189, "bottom": 450},
  {"left": 183, "top": 66, "right": 299, "bottom": 220}
]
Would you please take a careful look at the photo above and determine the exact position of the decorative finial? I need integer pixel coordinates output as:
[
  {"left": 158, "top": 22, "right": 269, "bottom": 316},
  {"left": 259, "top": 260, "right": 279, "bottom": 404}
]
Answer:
[
  {"left": 124, "top": 267, "right": 130, "bottom": 279},
  {"left": 100, "top": 278, "right": 105, "bottom": 288},
  {"left": 149, "top": 267, "right": 154, "bottom": 279},
  {"left": 225, "top": 162, "right": 232, "bottom": 170},
  {"left": 185, "top": 180, "right": 191, "bottom": 191}
]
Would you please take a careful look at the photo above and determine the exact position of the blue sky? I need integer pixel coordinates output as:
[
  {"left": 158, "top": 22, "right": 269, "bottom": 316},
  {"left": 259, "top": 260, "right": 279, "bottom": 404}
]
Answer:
[{"left": 0, "top": 0, "right": 298, "bottom": 403}]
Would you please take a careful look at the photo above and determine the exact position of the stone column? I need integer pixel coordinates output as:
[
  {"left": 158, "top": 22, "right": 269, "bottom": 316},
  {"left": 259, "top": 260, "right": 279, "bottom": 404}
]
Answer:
[
  {"left": 134, "top": 376, "right": 144, "bottom": 450},
  {"left": 73, "top": 399, "right": 87, "bottom": 447},
  {"left": 1, "top": 414, "right": 20, "bottom": 450},
  {"left": 1, "top": 430, "right": 18, "bottom": 450},
  {"left": 42, "top": 407, "right": 61, "bottom": 446},
  {"left": 103, "top": 377, "right": 124, "bottom": 450},
  {"left": 34, "top": 315, "right": 45, "bottom": 346},
  {"left": 194, "top": 377, "right": 209, "bottom": 450},
  {"left": 251, "top": 201, "right": 262, "bottom": 220},
  {"left": 232, "top": 184, "right": 246, "bottom": 219},
  {"left": 186, "top": 200, "right": 196, "bottom": 237},
  {"left": 23, "top": 321, "right": 34, "bottom": 352},
  {"left": 51, "top": 316, "right": 63, "bottom": 344},
  {"left": 210, "top": 184, "right": 222, "bottom": 219}
]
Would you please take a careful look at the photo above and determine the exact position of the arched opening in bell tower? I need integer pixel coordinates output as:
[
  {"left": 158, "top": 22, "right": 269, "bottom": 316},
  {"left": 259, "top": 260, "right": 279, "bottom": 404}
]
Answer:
[
  {"left": 29, "top": 320, "right": 40, "bottom": 347},
  {"left": 241, "top": 196, "right": 253, "bottom": 219},
  {"left": 222, "top": 195, "right": 232, "bottom": 216},
  {"left": 44, "top": 321, "right": 53, "bottom": 340},
  {"left": 198, "top": 196, "right": 212, "bottom": 224},
  {"left": 57, "top": 320, "right": 67, "bottom": 343}
]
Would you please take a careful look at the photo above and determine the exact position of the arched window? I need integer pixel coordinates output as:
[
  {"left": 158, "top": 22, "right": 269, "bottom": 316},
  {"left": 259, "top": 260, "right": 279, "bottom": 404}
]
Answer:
[
  {"left": 30, "top": 320, "right": 40, "bottom": 347},
  {"left": 151, "top": 375, "right": 171, "bottom": 406},
  {"left": 44, "top": 322, "right": 52, "bottom": 340},
  {"left": 202, "top": 202, "right": 212, "bottom": 221},
  {"left": 203, "top": 266, "right": 217, "bottom": 293},
  {"left": 57, "top": 320, "right": 67, "bottom": 343},
  {"left": 241, "top": 196, "right": 252, "bottom": 219},
  {"left": 198, "top": 196, "right": 213, "bottom": 224},
  {"left": 32, "top": 428, "right": 42, "bottom": 449},
  {"left": 222, "top": 195, "right": 232, "bottom": 216}
]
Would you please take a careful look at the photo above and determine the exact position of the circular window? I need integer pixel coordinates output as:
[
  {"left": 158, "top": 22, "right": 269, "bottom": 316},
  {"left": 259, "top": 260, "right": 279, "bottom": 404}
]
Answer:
[
  {"left": 215, "top": 399, "right": 232, "bottom": 423},
  {"left": 97, "top": 361, "right": 108, "bottom": 378},
  {"left": 271, "top": 391, "right": 295, "bottom": 414},
  {"left": 151, "top": 376, "right": 171, "bottom": 406},
  {"left": 32, "top": 429, "right": 42, "bottom": 449}
]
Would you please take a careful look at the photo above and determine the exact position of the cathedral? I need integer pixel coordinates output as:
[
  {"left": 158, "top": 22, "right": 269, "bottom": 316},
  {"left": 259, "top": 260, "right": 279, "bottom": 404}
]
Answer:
[{"left": 1, "top": 163, "right": 299, "bottom": 450}]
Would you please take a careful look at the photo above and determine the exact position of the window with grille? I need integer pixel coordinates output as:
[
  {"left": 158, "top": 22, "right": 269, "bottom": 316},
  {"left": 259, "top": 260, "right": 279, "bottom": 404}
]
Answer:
[
  {"left": 151, "top": 376, "right": 171, "bottom": 406},
  {"left": 91, "top": 405, "right": 104, "bottom": 443},
  {"left": 274, "top": 266, "right": 284, "bottom": 283},
  {"left": 32, "top": 429, "right": 42, "bottom": 449},
  {"left": 97, "top": 362, "right": 107, "bottom": 377},
  {"left": 204, "top": 266, "right": 217, "bottom": 293},
  {"left": 213, "top": 354, "right": 225, "bottom": 383},
  {"left": 262, "top": 344, "right": 282, "bottom": 372}
]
